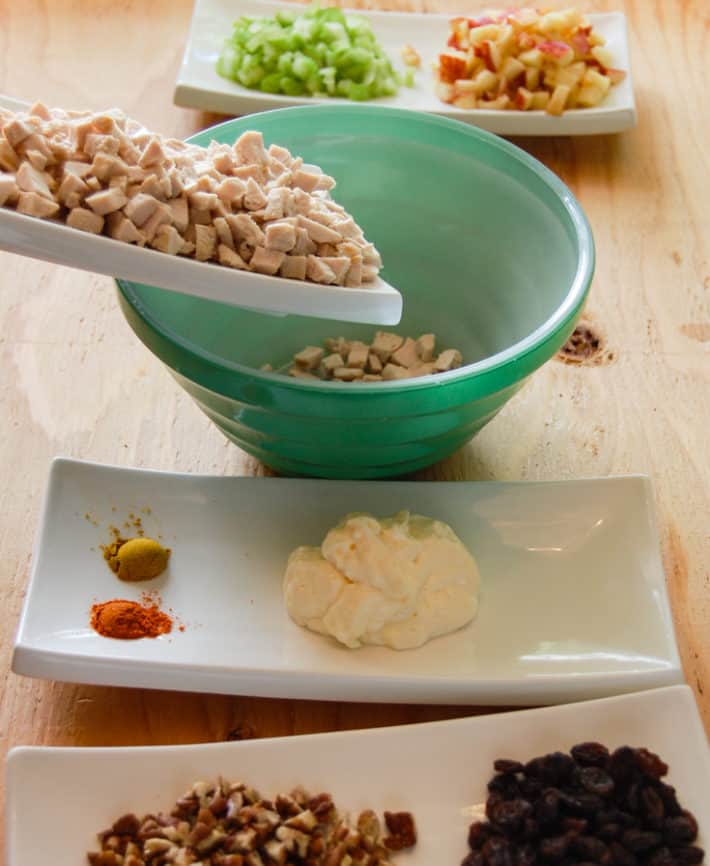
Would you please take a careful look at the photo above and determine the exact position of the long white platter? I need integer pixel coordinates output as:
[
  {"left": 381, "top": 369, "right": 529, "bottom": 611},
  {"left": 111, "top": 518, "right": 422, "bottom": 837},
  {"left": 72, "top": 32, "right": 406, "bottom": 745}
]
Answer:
[
  {"left": 174, "top": 0, "right": 637, "bottom": 136},
  {"left": 11, "top": 457, "right": 680, "bottom": 704},
  {"left": 6, "top": 686, "right": 709, "bottom": 866}
]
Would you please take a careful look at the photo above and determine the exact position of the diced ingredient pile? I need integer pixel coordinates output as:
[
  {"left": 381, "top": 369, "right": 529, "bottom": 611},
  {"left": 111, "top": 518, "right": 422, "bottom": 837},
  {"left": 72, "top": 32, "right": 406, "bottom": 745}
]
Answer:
[
  {"left": 463, "top": 742, "right": 705, "bottom": 866},
  {"left": 0, "top": 103, "right": 382, "bottom": 287},
  {"left": 436, "top": 7, "right": 626, "bottom": 114},
  {"left": 284, "top": 510, "right": 480, "bottom": 650},
  {"left": 87, "top": 777, "right": 416, "bottom": 866},
  {"left": 217, "top": 5, "right": 407, "bottom": 101},
  {"left": 271, "top": 331, "right": 463, "bottom": 382}
]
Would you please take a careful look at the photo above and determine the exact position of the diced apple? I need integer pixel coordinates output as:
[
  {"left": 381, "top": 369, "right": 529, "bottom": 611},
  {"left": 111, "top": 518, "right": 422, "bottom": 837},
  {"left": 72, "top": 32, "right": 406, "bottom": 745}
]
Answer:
[
  {"left": 514, "top": 87, "right": 535, "bottom": 110},
  {"left": 530, "top": 90, "right": 550, "bottom": 110},
  {"left": 453, "top": 93, "right": 478, "bottom": 109},
  {"left": 525, "top": 66, "right": 540, "bottom": 90},
  {"left": 454, "top": 78, "right": 478, "bottom": 95},
  {"left": 538, "top": 10, "right": 583, "bottom": 35},
  {"left": 471, "top": 68, "right": 499, "bottom": 95},
  {"left": 501, "top": 56, "right": 526, "bottom": 82},
  {"left": 437, "top": 53, "right": 468, "bottom": 84},
  {"left": 546, "top": 83, "right": 571, "bottom": 115},
  {"left": 435, "top": 81, "right": 455, "bottom": 103},
  {"left": 548, "top": 61, "right": 586, "bottom": 89},
  {"left": 606, "top": 68, "right": 627, "bottom": 85},
  {"left": 469, "top": 24, "right": 502, "bottom": 45},
  {"left": 483, "top": 93, "right": 510, "bottom": 110},
  {"left": 538, "top": 40, "right": 574, "bottom": 66},
  {"left": 519, "top": 48, "right": 543, "bottom": 68},
  {"left": 591, "top": 45, "right": 614, "bottom": 69}
]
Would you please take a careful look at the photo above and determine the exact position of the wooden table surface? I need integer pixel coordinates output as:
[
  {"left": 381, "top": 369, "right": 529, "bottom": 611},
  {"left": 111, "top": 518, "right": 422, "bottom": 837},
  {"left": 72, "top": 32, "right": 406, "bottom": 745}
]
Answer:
[{"left": 1, "top": 0, "right": 708, "bottom": 850}]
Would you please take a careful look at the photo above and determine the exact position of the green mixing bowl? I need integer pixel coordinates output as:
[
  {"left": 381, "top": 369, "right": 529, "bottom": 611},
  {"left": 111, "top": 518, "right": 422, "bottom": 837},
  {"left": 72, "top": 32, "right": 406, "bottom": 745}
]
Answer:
[{"left": 117, "top": 106, "right": 594, "bottom": 479}]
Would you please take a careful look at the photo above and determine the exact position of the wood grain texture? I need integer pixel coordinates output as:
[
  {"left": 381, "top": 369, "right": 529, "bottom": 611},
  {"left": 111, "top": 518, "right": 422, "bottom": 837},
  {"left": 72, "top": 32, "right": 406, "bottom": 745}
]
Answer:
[{"left": 1, "top": 0, "right": 709, "bottom": 851}]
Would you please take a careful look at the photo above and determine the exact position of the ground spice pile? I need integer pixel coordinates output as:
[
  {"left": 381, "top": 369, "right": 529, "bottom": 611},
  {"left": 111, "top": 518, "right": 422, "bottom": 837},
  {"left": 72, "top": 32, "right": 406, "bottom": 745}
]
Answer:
[{"left": 90, "top": 597, "right": 173, "bottom": 640}]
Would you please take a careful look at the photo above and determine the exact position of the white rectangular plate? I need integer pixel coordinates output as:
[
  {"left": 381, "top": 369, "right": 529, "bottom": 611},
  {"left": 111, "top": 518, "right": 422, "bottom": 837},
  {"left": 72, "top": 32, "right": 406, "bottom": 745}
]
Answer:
[
  {"left": 6, "top": 686, "right": 709, "bottom": 866},
  {"left": 12, "top": 458, "right": 681, "bottom": 704},
  {"left": 174, "top": 0, "right": 636, "bottom": 136}
]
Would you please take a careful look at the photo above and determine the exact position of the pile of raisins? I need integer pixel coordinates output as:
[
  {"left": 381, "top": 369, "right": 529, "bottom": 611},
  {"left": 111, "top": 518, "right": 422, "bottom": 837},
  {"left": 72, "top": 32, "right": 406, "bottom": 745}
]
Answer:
[{"left": 462, "top": 743, "right": 704, "bottom": 866}]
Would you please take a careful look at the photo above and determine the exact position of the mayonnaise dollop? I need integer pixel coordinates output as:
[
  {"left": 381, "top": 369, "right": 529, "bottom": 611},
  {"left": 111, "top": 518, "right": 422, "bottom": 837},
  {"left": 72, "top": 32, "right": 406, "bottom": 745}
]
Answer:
[{"left": 283, "top": 511, "right": 480, "bottom": 650}]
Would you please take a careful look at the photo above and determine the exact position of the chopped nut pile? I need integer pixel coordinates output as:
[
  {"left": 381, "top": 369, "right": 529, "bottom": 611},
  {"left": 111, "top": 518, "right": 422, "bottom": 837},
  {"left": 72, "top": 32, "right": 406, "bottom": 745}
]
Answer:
[
  {"left": 87, "top": 778, "right": 416, "bottom": 866},
  {"left": 278, "top": 331, "right": 464, "bottom": 381},
  {"left": 0, "top": 102, "right": 382, "bottom": 287}
]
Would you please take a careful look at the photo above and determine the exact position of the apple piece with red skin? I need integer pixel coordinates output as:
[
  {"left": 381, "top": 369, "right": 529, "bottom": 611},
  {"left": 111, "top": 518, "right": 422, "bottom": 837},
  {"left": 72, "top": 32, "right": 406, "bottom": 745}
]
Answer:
[
  {"left": 538, "top": 40, "right": 575, "bottom": 63},
  {"left": 438, "top": 54, "right": 468, "bottom": 84}
]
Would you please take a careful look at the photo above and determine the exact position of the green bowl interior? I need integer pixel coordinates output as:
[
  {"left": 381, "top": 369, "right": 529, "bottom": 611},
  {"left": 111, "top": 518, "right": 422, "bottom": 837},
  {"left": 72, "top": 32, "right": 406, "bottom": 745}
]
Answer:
[{"left": 120, "top": 107, "right": 591, "bottom": 382}]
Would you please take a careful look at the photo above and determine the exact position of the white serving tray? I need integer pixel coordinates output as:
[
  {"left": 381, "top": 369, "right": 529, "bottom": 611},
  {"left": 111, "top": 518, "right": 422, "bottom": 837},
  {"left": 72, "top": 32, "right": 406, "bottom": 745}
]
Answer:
[
  {"left": 11, "top": 457, "right": 681, "bottom": 704},
  {"left": 6, "top": 686, "right": 709, "bottom": 866},
  {"left": 174, "top": 0, "right": 636, "bottom": 136}
]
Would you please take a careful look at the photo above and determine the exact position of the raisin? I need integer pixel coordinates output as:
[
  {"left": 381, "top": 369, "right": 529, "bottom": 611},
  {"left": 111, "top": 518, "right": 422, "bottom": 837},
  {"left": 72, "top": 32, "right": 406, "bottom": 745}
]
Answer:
[
  {"left": 521, "top": 777, "right": 544, "bottom": 799},
  {"left": 671, "top": 846, "right": 704, "bottom": 865},
  {"left": 622, "top": 830, "right": 662, "bottom": 852},
  {"left": 634, "top": 749, "right": 668, "bottom": 780},
  {"left": 571, "top": 836, "right": 609, "bottom": 862},
  {"left": 470, "top": 821, "right": 492, "bottom": 850},
  {"left": 578, "top": 767, "right": 615, "bottom": 797},
  {"left": 596, "top": 810, "right": 636, "bottom": 829},
  {"left": 663, "top": 814, "right": 698, "bottom": 845},
  {"left": 495, "top": 760, "right": 525, "bottom": 774},
  {"left": 597, "top": 824, "right": 623, "bottom": 842},
  {"left": 609, "top": 842, "right": 637, "bottom": 866},
  {"left": 609, "top": 748, "right": 638, "bottom": 787},
  {"left": 490, "top": 800, "right": 533, "bottom": 835},
  {"left": 641, "top": 786, "right": 665, "bottom": 826},
  {"left": 571, "top": 744, "right": 611, "bottom": 768},
  {"left": 522, "top": 819, "right": 540, "bottom": 841},
  {"left": 526, "top": 753, "right": 575, "bottom": 786},
  {"left": 558, "top": 791, "right": 604, "bottom": 816},
  {"left": 656, "top": 784, "right": 682, "bottom": 817},
  {"left": 110, "top": 814, "right": 140, "bottom": 836},
  {"left": 517, "top": 843, "right": 537, "bottom": 866},
  {"left": 464, "top": 853, "right": 486, "bottom": 866},
  {"left": 483, "top": 836, "right": 516, "bottom": 866},
  {"left": 562, "top": 818, "right": 589, "bottom": 836},
  {"left": 490, "top": 773, "right": 523, "bottom": 799},
  {"left": 648, "top": 848, "right": 677, "bottom": 866},
  {"left": 536, "top": 789, "right": 561, "bottom": 825},
  {"left": 540, "top": 836, "right": 570, "bottom": 861}
]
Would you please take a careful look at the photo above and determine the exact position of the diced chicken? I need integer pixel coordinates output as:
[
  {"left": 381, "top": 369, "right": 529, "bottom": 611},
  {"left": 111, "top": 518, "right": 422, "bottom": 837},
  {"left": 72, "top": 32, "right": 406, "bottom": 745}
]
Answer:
[
  {"left": 306, "top": 255, "right": 336, "bottom": 285},
  {"left": 30, "top": 102, "right": 51, "bottom": 120},
  {"left": 168, "top": 195, "right": 189, "bottom": 233},
  {"left": 368, "top": 353, "right": 383, "bottom": 374},
  {"left": 325, "top": 336, "right": 351, "bottom": 356},
  {"left": 264, "top": 220, "right": 297, "bottom": 253},
  {"left": 189, "top": 190, "right": 220, "bottom": 211},
  {"left": 211, "top": 149, "right": 235, "bottom": 175},
  {"left": 190, "top": 207, "right": 212, "bottom": 226},
  {"left": 213, "top": 217, "right": 235, "bottom": 251},
  {"left": 195, "top": 224, "right": 217, "bottom": 261},
  {"left": 321, "top": 257, "right": 350, "bottom": 285},
  {"left": 362, "top": 264, "right": 379, "bottom": 283},
  {"left": 344, "top": 258, "right": 363, "bottom": 288},
  {"left": 251, "top": 246, "right": 285, "bottom": 275},
  {"left": 279, "top": 255, "right": 307, "bottom": 281},
  {"left": 262, "top": 187, "right": 290, "bottom": 221},
  {"left": 268, "top": 143, "right": 293, "bottom": 165},
  {"left": 57, "top": 172, "right": 89, "bottom": 209},
  {"left": 85, "top": 176, "right": 101, "bottom": 191},
  {"left": 244, "top": 176, "right": 268, "bottom": 211},
  {"left": 291, "top": 168, "right": 321, "bottom": 193},
  {"left": 382, "top": 363, "right": 412, "bottom": 381},
  {"left": 347, "top": 342, "right": 369, "bottom": 369},
  {"left": 63, "top": 160, "right": 92, "bottom": 180},
  {"left": 83, "top": 133, "right": 120, "bottom": 158},
  {"left": 434, "top": 349, "right": 464, "bottom": 372},
  {"left": 297, "top": 216, "right": 341, "bottom": 245},
  {"left": 106, "top": 212, "right": 144, "bottom": 244},
  {"left": 292, "top": 227, "right": 317, "bottom": 256},
  {"left": 151, "top": 224, "right": 184, "bottom": 255},
  {"left": 371, "top": 332, "right": 404, "bottom": 363},
  {"left": 141, "top": 202, "right": 172, "bottom": 241},
  {"left": 16, "top": 191, "right": 60, "bottom": 218},
  {"left": 362, "top": 244, "right": 382, "bottom": 268},
  {"left": 16, "top": 162, "right": 54, "bottom": 199},
  {"left": 0, "top": 172, "right": 18, "bottom": 206},
  {"left": 237, "top": 241, "right": 254, "bottom": 263},
  {"left": 22, "top": 133, "right": 53, "bottom": 160},
  {"left": 410, "top": 362, "right": 436, "bottom": 376},
  {"left": 390, "top": 337, "right": 420, "bottom": 369},
  {"left": 232, "top": 164, "right": 264, "bottom": 183},
  {"left": 3, "top": 118, "right": 34, "bottom": 148},
  {"left": 322, "top": 352, "right": 344, "bottom": 373},
  {"left": 288, "top": 366, "right": 319, "bottom": 380},
  {"left": 417, "top": 333, "right": 436, "bottom": 362},
  {"left": 91, "top": 152, "right": 130, "bottom": 181},
  {"left": 0, "top": 138, "right": 19, "bottom": 171},
  {"left": 234, "top": 130, "right": 267, "bottom": 165},
  {"left": 139, "top": 173, "right": 165, "bottom": 200},
  {"left": 123, "top": 192, "right": 160, "bottom": 228},
  {"left": 333, "top": 367, "right": 364, "bottom": 381},
  {"left": 331, "top": 217, "right": 361, "bottom": 240},
  {"left": 230, "top": 213, "right": 265, "bottom": 247},
  {"left": 217, "top": 177, "right": 246, "bottom": 207},
  {"left": 362, "top": 374, "right": 384, "bottom": 381},
  {"left": 26, "top": 149, "right": 49, "bottom": 171},
  {"left": 294, "top": 346, "right": 324, "bottom": 370},
  {"left": 139, "top": 136, "right": 166, "bottom": 168},
  {"left": 217, "top": 244, "right": 249, "bottom": 269},
  {"left": 85, "top": 186, "right": 128, "bottom": 215},
  {"left": 66, "top": 207, "right": 104, "bottom": 234}
]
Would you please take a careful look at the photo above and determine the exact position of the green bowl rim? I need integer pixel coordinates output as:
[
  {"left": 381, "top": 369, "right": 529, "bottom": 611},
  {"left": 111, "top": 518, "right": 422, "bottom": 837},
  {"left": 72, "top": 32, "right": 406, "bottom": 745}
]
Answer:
[{"left": 117, "top": 105, "right": 594, "bottom": 392}]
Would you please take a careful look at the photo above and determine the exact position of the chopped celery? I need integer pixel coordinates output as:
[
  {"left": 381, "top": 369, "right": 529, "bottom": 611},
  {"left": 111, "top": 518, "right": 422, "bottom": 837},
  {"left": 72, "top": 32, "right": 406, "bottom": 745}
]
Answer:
[{"left": 217, "top": 2, "right": 403, "bottom": 101}]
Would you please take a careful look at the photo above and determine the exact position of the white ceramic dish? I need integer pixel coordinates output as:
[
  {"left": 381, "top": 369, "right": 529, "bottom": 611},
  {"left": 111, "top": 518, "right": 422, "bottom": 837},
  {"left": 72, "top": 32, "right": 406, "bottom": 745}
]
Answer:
[
  {"left": 174, "top": 0, "right": 636, "bottom": 136},
  {"left": 0, "top": 93, "right": 402, "bottom": 326},
  {"left": 6, "top": 686, "right": 709, "bottom": 866},
  {"left": 12, "top": 457, "right": 681, "bottom": 704}
]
